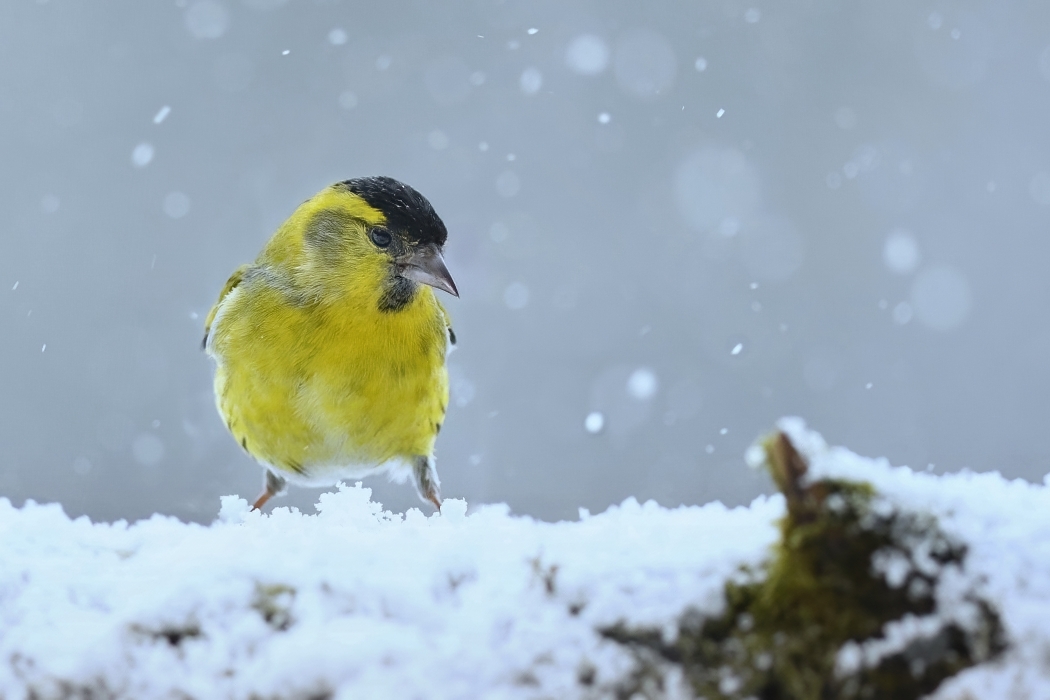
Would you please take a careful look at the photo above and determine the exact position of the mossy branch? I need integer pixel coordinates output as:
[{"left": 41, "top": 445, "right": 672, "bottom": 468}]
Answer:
[{"left": 603, "top": 429, "right": 1005, "bottom": 700}]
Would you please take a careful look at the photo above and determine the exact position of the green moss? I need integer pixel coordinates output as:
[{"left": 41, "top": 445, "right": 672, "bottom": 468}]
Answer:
[
  {"left": 603, "top": 431, "right": 1005, "bottom": 699},
  {"left": 253, "top": 583, "right": 296, "bottom": 631}
]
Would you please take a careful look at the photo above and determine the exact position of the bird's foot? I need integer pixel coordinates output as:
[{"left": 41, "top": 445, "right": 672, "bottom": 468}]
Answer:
[
  {"left": 412, "top": 455, "right": 442, "bottom": 512},
  {"left": 250, "top": 491, "right": 272, "bottom": 511},
  {"left": 250, "top": 469, "right": 287, "bottom": 511}
]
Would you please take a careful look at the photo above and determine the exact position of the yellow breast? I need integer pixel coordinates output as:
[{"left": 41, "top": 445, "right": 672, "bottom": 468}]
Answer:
[{"left": 209, "top": 274, "right": 449, "bottom": 482}]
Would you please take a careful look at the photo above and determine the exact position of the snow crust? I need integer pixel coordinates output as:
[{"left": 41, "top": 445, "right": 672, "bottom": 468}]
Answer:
[
  {"left": 2, "top": 419, "right": 1049, "bottom": 698},
  {"left": 0, "top": 484, "right": 779, "bottom": 698}
]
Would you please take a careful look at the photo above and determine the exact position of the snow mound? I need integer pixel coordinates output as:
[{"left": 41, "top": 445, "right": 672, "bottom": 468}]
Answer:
[
  {"left": 0, "top": 483, "right": 779, "bottom": 698},
  {"left": 1, "top": 419, "right": 1049, "bottom": 698},
  {"left": 776, "top": 418, "right": 1050, "bottom": 699}
]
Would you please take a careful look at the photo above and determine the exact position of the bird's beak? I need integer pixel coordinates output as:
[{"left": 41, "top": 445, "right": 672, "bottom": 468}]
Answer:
[{"left": 399, "top": 245, "right": 459, "bottom": 297}]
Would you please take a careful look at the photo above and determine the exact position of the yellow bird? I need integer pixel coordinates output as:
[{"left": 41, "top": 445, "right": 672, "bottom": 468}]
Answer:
[{"left": 203, "top": 176, "right": 458, "bottom": 511}]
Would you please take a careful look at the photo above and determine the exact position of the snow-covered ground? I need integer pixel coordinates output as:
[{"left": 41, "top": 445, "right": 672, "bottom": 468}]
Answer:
[{"left": 2, "top": 420, "right": 1050, "bottom": 699}]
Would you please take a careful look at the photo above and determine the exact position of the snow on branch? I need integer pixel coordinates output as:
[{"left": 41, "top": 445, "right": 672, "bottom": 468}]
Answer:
[{"left": 2, "top": 419, "right": 1050, "bottom": 698}]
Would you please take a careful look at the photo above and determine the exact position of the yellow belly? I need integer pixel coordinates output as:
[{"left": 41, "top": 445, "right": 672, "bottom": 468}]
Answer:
[{"left": 209, "top": 281, "right": 449, "bottom": 483}]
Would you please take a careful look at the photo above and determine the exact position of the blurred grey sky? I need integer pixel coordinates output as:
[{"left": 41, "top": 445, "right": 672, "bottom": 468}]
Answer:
[{"left": 3, "top": 0, "right": 1050, "bottom": 523}]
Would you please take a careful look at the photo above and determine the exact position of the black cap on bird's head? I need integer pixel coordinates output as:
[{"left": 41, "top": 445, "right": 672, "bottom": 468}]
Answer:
[
  {"left": 340, "top": 176, "right": 448, "bottom": 247},
  {"left": 339, "top": 176, "right": 458, "bottom": 299}
]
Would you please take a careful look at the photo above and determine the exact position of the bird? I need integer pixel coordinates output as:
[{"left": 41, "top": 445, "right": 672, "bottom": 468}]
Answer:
[{"left": 202, "top": 176, "right": 458, "bottom": 511}]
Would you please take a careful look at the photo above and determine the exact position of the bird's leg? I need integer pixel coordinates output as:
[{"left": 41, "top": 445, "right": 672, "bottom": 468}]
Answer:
[
  {"left": 250, "top": 491, "right": 272, "bottom": 511},
  {"left": 411, "top": 455, "right": 442, "bottom": 512},
  {"left": 251, "top": 470, "right": 287, "bottom": 511}
]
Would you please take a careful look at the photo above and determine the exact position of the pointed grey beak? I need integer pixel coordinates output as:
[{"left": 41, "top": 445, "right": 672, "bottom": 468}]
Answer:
[{"left": 399, "top": 245, "right": 459, "bottom": 297}]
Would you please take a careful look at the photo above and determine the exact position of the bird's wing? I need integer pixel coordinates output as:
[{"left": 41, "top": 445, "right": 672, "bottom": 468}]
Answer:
[
  {"left": 439, "top": 303, "right": 456, "bottom": 347},
  {"left": 202, "top": 264, "right": 250, "bottom": 350}
]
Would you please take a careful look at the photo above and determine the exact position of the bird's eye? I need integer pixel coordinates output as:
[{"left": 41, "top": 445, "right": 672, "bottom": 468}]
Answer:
[{"left": 369, "top": 228, "right": 392, "bottom": 248}]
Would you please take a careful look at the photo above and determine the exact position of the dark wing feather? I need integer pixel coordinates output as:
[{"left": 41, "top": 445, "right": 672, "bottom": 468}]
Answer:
[{"left": 202, "top": 264, "right": 249, "bottom": 350}]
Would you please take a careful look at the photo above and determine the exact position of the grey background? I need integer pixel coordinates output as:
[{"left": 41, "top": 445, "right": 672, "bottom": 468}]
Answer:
[{"left": 3, "top": 0, "right": 1050, "bottom": 523}]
